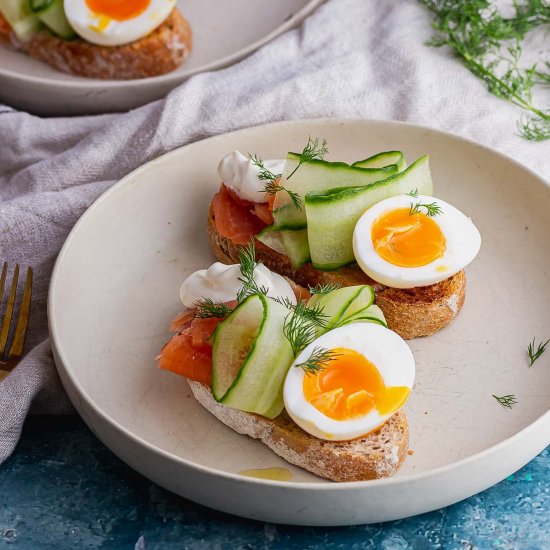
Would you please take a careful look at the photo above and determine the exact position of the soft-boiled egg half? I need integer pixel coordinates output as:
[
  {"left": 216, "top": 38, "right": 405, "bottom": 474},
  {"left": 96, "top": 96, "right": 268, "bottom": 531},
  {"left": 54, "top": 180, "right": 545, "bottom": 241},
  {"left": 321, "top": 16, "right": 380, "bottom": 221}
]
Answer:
[
  {"left": 65, "top": 0, "right": 176, "bottom": 47},
  {"left": 353, "top": 194, "right": 481, "bottom": 289},
  {"left": 284, "top": 323, "right": 415, "bottom": 441}
]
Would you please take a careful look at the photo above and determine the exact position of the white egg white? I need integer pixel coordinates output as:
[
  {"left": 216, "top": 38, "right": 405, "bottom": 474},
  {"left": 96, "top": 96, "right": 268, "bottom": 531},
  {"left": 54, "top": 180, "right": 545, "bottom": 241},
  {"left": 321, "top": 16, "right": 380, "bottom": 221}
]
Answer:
[
  {"left": 64, "top": 0, "right": 176, "bottom": 47},
  {"left": 353, "top": 194, "right": 481, "bottom": 289},
  {"left": 283, "top": 324, "right": 415, "bottom": 441}
]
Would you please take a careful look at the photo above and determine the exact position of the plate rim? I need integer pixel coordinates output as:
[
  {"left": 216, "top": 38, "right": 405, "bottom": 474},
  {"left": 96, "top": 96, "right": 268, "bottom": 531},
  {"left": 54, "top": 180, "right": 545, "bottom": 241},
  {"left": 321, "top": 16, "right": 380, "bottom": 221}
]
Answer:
[
  {"left": 48, "top": 117, "right": 550, "bottom": 491},
  {"left": 0, "top": 0, "right": 325, "bottom": 89}
]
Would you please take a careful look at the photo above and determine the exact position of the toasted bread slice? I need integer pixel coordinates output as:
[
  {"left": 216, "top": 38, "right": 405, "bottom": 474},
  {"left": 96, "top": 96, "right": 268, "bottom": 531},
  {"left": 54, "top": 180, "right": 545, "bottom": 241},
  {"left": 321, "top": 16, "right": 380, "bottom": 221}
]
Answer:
[
  {"left": 0, "top": 9, "right": 191, "bottom": 79},
  {"left": 208, "top": 203, "right": 466, "bottom": 340},
  {"left": 189, "top": 380, "right": 409, "bottom": 482}
]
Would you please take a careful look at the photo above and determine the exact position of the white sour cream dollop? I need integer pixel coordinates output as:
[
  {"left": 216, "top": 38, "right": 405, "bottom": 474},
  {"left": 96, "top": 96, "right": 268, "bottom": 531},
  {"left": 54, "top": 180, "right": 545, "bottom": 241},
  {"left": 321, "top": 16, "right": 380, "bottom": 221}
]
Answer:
[
  {"left": 217, "top": 151, "right": 286, "bottom": 203},
  {"left": 179, "top": 262, "right": 297, "bottom": 307}
]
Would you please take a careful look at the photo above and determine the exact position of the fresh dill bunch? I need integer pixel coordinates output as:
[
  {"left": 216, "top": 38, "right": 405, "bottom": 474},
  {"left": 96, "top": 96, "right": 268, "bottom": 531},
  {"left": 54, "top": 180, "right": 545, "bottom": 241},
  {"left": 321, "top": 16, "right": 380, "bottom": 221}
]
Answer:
[
  {"left": 492, "top": 394, "right": 518, "bottom": 408},
  {"left": 519, "top": 116, "right": 550, "bottom": 142},
  {"left": 249, "top": 153, "right": 303, "bottom": 210},
  {"left": 527, "top": 337, "right": 550, "bottom": 366},
  {"left": 406, "top": 188, "right": 420, "bottom": 198},
  {"left": 283, "top": 301, "right": 328, "bottom": 356},
  {"left": 308, "top": 282, "right": 341, "bottom": 296},
  {"left": 294, "top": 346, "right": 341, "bottom": 376},
  {"left": 236, "top": 242, "right": 269, "bottom": 303},
  {"left": 193, "top": 298, "right": 232, "bottom": 319},
  {"left": 286, "top": 136, "right": 329, "bottom": 180},
  {"left": 420, "top": 0, "right": 550, "bottom": 141},
  {"left": 409, "top": 201, "right": 443, "bottom": 217}
]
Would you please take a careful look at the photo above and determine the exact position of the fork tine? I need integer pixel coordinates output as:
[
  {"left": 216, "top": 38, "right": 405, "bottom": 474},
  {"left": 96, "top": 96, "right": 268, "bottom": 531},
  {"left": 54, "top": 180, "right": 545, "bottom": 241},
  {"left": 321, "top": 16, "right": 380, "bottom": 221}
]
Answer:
[
  {"left": 0, "top": 262, "right": 7, "bottom": 303},
  {"left": 8, "top": 267, "right": 33, "bottom": 362},
  {"left": 0, "top": 264, "right": 19, "bottom": 358}
]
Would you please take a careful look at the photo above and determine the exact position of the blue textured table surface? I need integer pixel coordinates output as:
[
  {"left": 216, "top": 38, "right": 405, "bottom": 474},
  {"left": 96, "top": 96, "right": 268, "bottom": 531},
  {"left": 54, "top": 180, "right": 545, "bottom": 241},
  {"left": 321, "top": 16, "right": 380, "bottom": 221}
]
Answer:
[{"left": 0, "top": 416, "right": 548, "bottom": 549}]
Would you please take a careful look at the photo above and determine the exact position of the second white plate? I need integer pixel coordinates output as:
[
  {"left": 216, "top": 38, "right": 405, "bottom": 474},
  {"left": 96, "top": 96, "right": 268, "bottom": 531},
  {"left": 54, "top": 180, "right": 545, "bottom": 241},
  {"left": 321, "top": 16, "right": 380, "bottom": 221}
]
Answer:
[{"left": 0, "top": 0, "right": 323, "bottom": 115}]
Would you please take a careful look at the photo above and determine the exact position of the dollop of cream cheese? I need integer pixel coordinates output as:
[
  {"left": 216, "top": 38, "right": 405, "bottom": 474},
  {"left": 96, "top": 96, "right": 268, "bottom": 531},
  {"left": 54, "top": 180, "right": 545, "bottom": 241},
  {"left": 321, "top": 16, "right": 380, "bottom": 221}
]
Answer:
[
  {"left": 217, "top": 151, "right": 286, "bottom": 203},
  {"left": 180, "top": 262, "right": 297, "bottom": 307}
]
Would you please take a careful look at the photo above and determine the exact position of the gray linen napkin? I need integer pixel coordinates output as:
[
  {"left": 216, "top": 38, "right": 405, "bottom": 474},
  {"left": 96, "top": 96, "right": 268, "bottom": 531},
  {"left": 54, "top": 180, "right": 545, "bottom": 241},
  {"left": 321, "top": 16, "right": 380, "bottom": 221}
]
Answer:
[{"left": 1, "top": 0, "right": 549, "bottom": 464}]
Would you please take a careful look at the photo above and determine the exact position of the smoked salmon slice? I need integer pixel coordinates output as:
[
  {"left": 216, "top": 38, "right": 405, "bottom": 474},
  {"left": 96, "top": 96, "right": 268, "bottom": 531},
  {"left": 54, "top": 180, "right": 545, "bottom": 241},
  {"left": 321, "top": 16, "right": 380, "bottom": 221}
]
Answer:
[
  {"left": 224, "top": 185, "right": 255, "bottom": 207},
  {"left": 252, "top": 203, "right": 274, "bottom": 225},
  {"left": 158, "top": 331, "right": 213, "bottom": 385},
  {"left": 159, "top": 304, "right": 235, "bottom": 386},
  {"left": 212, "top": 184, "right": 267, "bottom": 245},
  {"left": 169, "top": 309, "right": 195, "bottom": 332},
  {"left": 189, "top": 316, "right": 222, "bottom": 347}
]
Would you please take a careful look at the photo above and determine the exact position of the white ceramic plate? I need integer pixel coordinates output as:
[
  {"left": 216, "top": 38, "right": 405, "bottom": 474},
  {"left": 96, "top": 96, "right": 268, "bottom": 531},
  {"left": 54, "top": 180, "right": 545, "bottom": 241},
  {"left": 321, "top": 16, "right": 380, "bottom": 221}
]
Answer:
[
  {"left": 0, "top": 0, "right": 322, "bottom": 116},
  {"left": 48, "top": 119, "right": 550, "bottom": 526}
]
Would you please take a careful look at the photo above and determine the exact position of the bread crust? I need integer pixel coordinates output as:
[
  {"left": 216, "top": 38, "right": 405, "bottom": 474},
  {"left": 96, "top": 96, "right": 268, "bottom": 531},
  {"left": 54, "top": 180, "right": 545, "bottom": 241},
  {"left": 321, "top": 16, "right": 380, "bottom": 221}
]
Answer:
[
  {"left": 189, "top": 380, "right": 409, "bottom": 482},
  {"left": 208, "top": 203, "right": 466, "bottom": 340},
  {"left": 2, "top": 9, "right": 192, "bottom": 79}
]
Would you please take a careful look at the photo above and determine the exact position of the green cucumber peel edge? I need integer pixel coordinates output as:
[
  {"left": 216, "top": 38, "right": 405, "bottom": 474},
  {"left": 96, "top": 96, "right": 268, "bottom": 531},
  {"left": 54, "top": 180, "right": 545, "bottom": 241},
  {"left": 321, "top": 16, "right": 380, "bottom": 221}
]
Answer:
[{"left": 211, "top": 294, "right": 268, "bottom": 403}]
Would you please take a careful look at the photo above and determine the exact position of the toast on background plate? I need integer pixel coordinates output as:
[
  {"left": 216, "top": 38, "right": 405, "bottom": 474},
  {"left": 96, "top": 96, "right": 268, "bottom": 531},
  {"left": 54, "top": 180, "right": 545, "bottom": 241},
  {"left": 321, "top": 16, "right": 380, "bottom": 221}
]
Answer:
[{"left": 0, "top": 1, "right": 192, "bottom": 79}]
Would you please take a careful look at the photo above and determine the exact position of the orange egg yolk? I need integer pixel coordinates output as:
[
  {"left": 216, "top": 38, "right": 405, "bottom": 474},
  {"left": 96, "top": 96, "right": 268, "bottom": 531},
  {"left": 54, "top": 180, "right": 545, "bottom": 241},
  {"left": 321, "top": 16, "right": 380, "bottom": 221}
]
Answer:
[
  {"left": 303, "top": 348, "right": 410, "bottom": 421},
  {"left": 85, "top": 0, "right": 150, "bottom": 21},
  {"left": 371, "top": 207, "right": 446, "bottom": 268}
]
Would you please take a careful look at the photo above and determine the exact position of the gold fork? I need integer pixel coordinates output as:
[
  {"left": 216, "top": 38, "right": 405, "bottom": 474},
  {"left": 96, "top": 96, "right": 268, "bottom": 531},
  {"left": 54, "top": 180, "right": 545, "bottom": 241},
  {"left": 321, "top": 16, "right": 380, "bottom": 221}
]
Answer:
[{"left": 0, "top": 263, "right": 33, "bottom": 381}]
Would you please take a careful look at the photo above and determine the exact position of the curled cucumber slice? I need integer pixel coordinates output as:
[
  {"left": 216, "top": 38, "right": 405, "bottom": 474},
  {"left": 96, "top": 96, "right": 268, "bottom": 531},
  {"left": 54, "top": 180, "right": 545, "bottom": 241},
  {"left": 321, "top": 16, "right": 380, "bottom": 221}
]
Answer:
[
  {"left": 273, "top": 152, "right": 399, "bottom": 230},
  {"left": 310, "top": 285, "right": 374, "bottom": 327},
  {"left": 309, "top": 285, "right": 386, "bottom": 333},
  {"left": 305, "top": 155, "right": 434, "bottom": 270},
  {"left": 211, "top": 294, "right": 294, "bottom": 419},
  {"left": 338, "top": 304, "right": 387, "bottom": 328},
  {"left": 255, "top": 225, "right": 311, "bottom": 268},
  {"left": 352, "top": 151, "right": 407, "bottom": 172},
  {"left": 255, "top": 225, "right": 286, "bottom": 255}
]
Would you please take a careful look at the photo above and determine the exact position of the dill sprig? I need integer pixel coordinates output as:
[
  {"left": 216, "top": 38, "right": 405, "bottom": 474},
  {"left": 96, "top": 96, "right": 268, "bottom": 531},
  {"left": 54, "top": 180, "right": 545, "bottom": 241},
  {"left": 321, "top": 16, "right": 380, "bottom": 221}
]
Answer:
[
  {"left": 492, "top": 394, "right": 518, "bottom": 408},
  {"left": 236, "top": 242, "right": 269, "bottom": 303},
  {"left": 273, "top": 296, "right": 296, "bottom": 310},
  {"left": 283, "top": 301, "right": 328, "bottom": 356},
  {"left": 409, "top": 201, "right": 443, "bottom": 217},
  {"left": 249, "top": 153, "right": 281, "bottom": 183},
  {"left": 527, "top": 337, "right": 549, "bottom": 366},
  {"left": 193, "top": 298, "right": 232, "bottom": 319},
  {"left": 284, "top": 311, "right": 316, "bottom": 356},
  {"left": 308, "top": 282, "right": 341, "bottom": 296},
  {"left": 286, "top": 136, "right": 329, "bottom": 180},
  {"left": 406, "top": 188, "right": 420, "bottom": 198},
  {"left": 275, "top": 296, "right": 328, "bottom": 328},
  {"left": 294, "top": 301, "right": 328, "bottom": 328},
  {"left": 249, "top": 153, "right": 303, "bottom": 211},
  {"left": 295, "top": 346, "right": 341, "bottom": 376},
  {"left": 262, "top": 178, "right": 303, "bottom": 211},
  {"left": 420, "top": 0, "right": 550, "bottom": 141}
]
